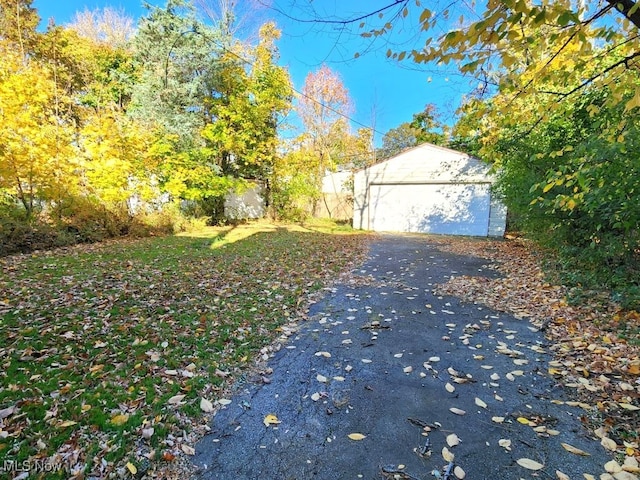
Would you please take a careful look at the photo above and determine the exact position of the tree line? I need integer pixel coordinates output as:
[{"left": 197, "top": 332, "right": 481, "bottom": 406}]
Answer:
[{"left": 0, "top": 0, "right": 377, "bottom": 255}]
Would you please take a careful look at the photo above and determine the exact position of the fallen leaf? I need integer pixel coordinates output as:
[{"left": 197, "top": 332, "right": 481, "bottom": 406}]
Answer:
[
  {"left": 446, "top": 433, "right": 461, "bottom": 447},
  {"left": 517, "top": 417, "right": 531, "bottom": 425},
  {"left": 315, "top": 351, "right": 331, "bottom": 358},
  {"left": 142, "top": 427, "right": 154, "bottom": 439},
  {"left": 561, "top": 442, "right": 590, "bottom": 456},
  {"left": 619, "top": 403, "right": 640, "bottom": 411},
  {"left": 162, "top": 452, "right": 176, "bottom": 462},
  {"left": 58, "top": 420, "right": 78, "bottom": 428},
  {"left": 218, "top": 398, "right": 232, "bottom": 406},
  {"left": 499, "top": 438, "right": 512, "bottom": 451},
  {"left": 0, "top": 405, "right": 15, "bottom": 419},
  {"left": 449, "top": 407, "right": 466, "bottom": 415},
  {"left": 445, "top": 383, "right": 455, "bottom": 393},
  {"left": 623, "top": 456, "right": 639, "bottom": 470},
  {"left": 200, "top": 398, "right": 214, "bottom": 413},
  {"left": 403, "top": 366, "right": 413, "bottom": 373},
  {"left": 110, "top": 414, "right": 129, "bottom": 426},
  {"left": 181, "top": 444, "right": 195, "bottom": 455},
  {"left": 516, "top": 458, "right": 544, "bottom": 470},
  {"left": 613, "top": 470, "right": 638, "bottom": 480},
  {"left": 126, "top": 462, "right": 138, "bottom": 475},
  {"left": 601, "top": 436, "right": 618, "bottom": 451},
  {"left": 475, "top": 397, "right": 487, "bottom": 409},
  {"left": 263, "top": 414, "right": 280, "bottom": 427},
  {"left": 492, "top": 416, "right": 505, "bottom": 423},
  {"left": 604, "top": 460, "right": 622, "bottom": 473},
  {"left": 555, "top": 470, "right": 570, "bottom": 480},
  {"left": 167, "top": 394, "right": 186, "bottom": 405},
  {"left": 442, "top": 446, "right": 455, "bottom": 462},
  {"left": 316, "top": 374, "right": 328, "bottom": 383},
  {"left": 454, "top": 466, "right": 465, "bottom": 479},
  {"left": 310, "top": 392, "right": 321, "bottom": 401},
  {"left": 348, "top": 433, "right": 366, "bottom": 441}
]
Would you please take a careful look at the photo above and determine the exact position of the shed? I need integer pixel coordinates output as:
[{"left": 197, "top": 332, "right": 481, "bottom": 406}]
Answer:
[
  {"left": 316, "top": 170, "right": 353, "bottom": 220},
  {"left": 353, "top": 143, "right": 506, "bottom": 237},
  {"left": 224, "top": 182, "right": 266, "bottom": 220}
]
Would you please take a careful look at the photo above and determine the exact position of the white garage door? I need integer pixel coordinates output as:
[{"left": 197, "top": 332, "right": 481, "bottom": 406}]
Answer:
[{"left": 368, "top": 183, "right": 491, "bottom": 236}]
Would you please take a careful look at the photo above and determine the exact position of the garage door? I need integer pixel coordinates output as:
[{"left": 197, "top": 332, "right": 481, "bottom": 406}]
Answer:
[{"left": 368, "top": 183, "right": 491, "bottom": 236}]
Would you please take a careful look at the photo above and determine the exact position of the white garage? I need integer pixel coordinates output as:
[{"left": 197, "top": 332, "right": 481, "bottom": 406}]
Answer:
[{"left": 353, "top": 143, "right": 506, "bottom": 237}]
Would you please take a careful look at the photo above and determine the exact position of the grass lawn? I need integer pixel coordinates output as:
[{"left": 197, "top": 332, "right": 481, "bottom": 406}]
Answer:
[{"left": 0, "top": 220, "right": 369, "bottom": 479}]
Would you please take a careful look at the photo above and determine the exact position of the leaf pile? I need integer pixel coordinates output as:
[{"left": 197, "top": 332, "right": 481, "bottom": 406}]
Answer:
[
  {"left": 430, "top": 236, "right": 640, "bottom": 455},
  {"left": 0, "top": 224, "right": 369, "bottom": 479}
]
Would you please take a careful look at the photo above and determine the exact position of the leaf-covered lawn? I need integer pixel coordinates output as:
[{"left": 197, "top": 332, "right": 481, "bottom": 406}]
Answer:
[{"left": 0, "top": 222, "right": 369, "bottom": 479}]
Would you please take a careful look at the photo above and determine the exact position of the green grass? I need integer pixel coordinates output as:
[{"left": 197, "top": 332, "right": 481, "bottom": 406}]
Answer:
[{"left": 0, "top": 221, "right": 369, "bottom": 478}]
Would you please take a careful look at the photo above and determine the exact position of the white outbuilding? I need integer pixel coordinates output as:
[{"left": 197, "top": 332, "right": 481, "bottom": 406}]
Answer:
[{"left": 353, "top": 143, "right": 507, "bottom": 237}]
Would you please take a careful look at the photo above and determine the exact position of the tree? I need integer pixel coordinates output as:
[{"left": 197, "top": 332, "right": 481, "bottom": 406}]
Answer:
[
  {"left": 377, "top": 122, "right": 418, "bottom": 160},
  {"left": 194, "top": 0, "right": 268, "bottom": 39},
  {"left": 0, "top": 0, "right": 40, "bottom": 55},
  {"left": 129, "top": 0, "right": 216, "bottom": 148},
  {"left": 68, "top": 7, "right": 135, "bottom": 48},
  {"left": 0, "top": 40, "right": 76, "bottom": 218},
  {"left": 296, "top": 65, "right": 354, "bottom": 178},
  {"left": 200, "top": 21, "right": 292, "bottom": 220},
  {"left": 202, "top": 22, "right": 292, "bottom": 181},
  {"left": 297, "top": 64, "right": 353, "bottom": 162},
  {"left": 377, "top": 104, "right": 446, "bottom": 160},
  {"left": 79, "top": 110, "right": 156, "bottom": 209},
  {"left": 410, "top": 104, "right": 447, "bottom": 145}
]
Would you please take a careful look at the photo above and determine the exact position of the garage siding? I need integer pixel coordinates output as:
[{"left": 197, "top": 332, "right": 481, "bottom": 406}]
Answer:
[
  {"left": 353, "top": 143, "right": 507, "bottom": 237},
  {"left": 368, "top": 183, "right": 491, "bottom": 236}
]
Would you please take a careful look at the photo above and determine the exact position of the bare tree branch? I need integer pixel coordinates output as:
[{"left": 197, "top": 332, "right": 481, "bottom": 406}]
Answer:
[{"left": 258, "top": 0, "right": 409, "bottom": 25}]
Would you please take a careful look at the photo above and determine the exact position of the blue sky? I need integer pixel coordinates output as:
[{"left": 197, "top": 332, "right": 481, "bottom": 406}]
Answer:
[{"left": 33, "top": 0, "right": 474, "bottom": 144}]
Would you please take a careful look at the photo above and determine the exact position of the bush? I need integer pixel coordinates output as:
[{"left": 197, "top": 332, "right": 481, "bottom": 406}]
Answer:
[
  {"left": 0, "top": 213, "right": 75, "bottom": 256},
  {"left": 491, "top": 86, "right": 640, "bottom": 310},
  {"left": 0, "top": 198, "right": 210, "bottom": 257}
]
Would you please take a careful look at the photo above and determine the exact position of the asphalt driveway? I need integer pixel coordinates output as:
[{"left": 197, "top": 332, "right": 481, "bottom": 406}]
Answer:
[{"left": 192, "top": 234, "right": 612, "bottom": 479}]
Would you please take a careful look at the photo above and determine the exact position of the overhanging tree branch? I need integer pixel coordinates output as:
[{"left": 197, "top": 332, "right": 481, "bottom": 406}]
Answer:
[
  {"left": 532, "top": 50, "right": 640, "bottom": 98},
  {"left": 258, "top": 0, "right": 409, "bottom": 25},
  {"left": 606, "top": 0, "right": 640, "bottom": 29}
]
